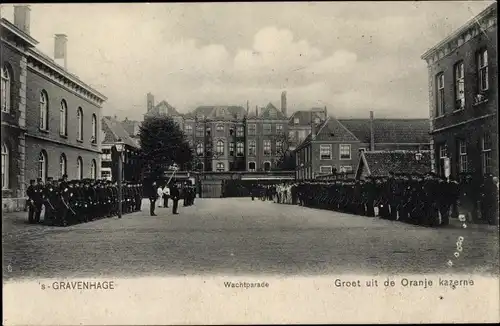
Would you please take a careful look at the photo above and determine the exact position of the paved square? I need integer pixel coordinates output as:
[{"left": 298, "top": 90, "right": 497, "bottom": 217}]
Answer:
[{"left": 3, "top": 198, "right": 499, "bottom": 280}]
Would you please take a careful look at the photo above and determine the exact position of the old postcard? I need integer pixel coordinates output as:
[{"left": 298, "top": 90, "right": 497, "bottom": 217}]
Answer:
[{"left": 1, "top": 1, "right": 499, "bottom": 325}]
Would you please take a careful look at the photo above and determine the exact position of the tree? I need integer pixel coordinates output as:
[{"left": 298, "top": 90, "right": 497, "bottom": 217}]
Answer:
[
  {"left": 271, "top": 131, "right": 296, "bottom": 170},
  {"left": 139, "top": 116, "right": 194, "bottom": 180}
]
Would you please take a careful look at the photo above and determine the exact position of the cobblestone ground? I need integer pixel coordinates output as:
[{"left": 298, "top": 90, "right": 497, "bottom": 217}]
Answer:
[{"left": 3, "top": 198, "right": 499, "bottom": 280}]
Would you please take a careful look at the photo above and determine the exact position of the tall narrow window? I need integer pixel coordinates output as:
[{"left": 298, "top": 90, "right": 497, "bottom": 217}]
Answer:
[
  {"left": 40, "top": 91, "right": 49, "bottom": 130},
  {"left": 248, "top": 124, "right": 256, "bottom": 135},
  {"left": 76, "top": 156, "right": 83, "bottom": 180},
  {"left": 236, "top": 142, "right": 244, "bottom": 156},
  {"left": 185, "top": 124, "right": 193, "bottom": 134},
  {"left": 481, "top": 133, "right": 492, "bottom": 175},
  {"left": 59, "top": 154, "right": 67, "bottom": 178},
  {"left": 340, "top": 144, "right": 351, "bottom": 160},
  {"left": 196, "top": 143, "right": 204, "bottom": 156},
  {"left": 1, "top": 143, "right": 9, "bottom": 189},
  {"left": 60, "top": 100, "right": 67, "bottom": 136},
  {"left": 216, "top": 140, "right": 224, "bottom": 155},
  {"left": 91, "top": 114, "right": 97, "bottom": 144},
  {"left": 454, "top": 61, "right": 465, "bottom": 110},
  {"left": 216, "top": 162, "right": 224, "bottom": 172},
  {"left": 263, "top": 124, "right": 271, "bottom": 135},
  {"left": 320, "top": 145, "right": 332, "bottom": 160},
  {"left": 229, "top": 142, "right": 235, "bottom": 156},
  {"left": 263, "top": 140, "right": 271, "bottom": 156},
  {"left": 458, "top": 140, "right": 467, "bottom": 173},
  {"left": 77, "top": 107, "right": 83, "bottom": 141},
  {"left": 478, "top": 49, "right": 489, "bottom": 91},
  {"left": 248, "top": 140, "right": 256, "bottom": 156},
  {"left": 38, "top": 150, "right": 47, "bottom": 182},
  {"left": 1, "top": 66, "right": 11, "bottom": 113},
  {"left": 90, "top": 159, "right": 97, "bottom": 179},
  {"left": 436, "top": 73, "right": 445, "bottom": 116},
  {"left": 236, "top": 126, "right": 244, "bottom": 137}
]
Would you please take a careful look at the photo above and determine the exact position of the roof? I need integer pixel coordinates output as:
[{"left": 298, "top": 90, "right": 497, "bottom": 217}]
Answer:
[
  {"left": 298, "top": 117, "right": 360, "bottom": 149},
  {"left": 102, "top": 116, "right": 140, "bottom": 149},
  {"left": 420, "top": 2, "right": 497, "bottom": 60},
  {"left": 190, "top": 105, "right": 246, "bottom": 120},
  {"left": 121, "top": 119, "right": 141, "bottom": 137},
  {"left": 358, "top": 150, "right": 432, "bottom": 177},
  {"left": 256, "top": 102, "right": 287, "bottom": 120},
  {"left": 0, "top": 18, "right": 38, "bottom": 47},
  {"left": 338, "top": 119, "right": 430, "bottom": 144},
  {"left": 289, "top": 109, "right": 327, "bottom": 126}
]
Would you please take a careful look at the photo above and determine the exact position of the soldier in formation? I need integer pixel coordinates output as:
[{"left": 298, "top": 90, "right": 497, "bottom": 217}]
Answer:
[
  {"left": 27, "top": 175, "right": 143, "bottom": 226},
  {"left": 284, "top": 171, "right": 497, "bottom": 227}
]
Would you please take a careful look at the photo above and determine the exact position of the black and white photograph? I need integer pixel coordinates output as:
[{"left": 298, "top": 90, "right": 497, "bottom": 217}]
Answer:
[{"left": 1, "top": 1, "right": 499, "bottom": 324}]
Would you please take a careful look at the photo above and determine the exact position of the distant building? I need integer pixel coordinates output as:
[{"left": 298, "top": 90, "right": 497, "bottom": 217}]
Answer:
[
  {"left": 421, "top": 3, "right": 497, "bottom": 178},
  {"left": 1, "top": 6, "right": 107, "bottom": 212},
  {"left": 101, "top": 116, "right": 141, "bottom": 182},
  {"left": 295, "top": 117, "right": 361, "bottom": 180},
  {"left": 355, "top": 150, "right": 432, "bottom": 180}
]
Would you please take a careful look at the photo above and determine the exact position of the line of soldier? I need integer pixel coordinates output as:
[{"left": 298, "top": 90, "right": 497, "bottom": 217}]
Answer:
[
  {"left": 291, "top": 172, "right": 498, "bottom": 226},
  {"left": 26, "top": 174, "right": 143, "bottom": 226}
]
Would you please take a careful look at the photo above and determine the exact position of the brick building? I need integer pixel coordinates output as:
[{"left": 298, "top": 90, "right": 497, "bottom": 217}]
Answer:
[
  {"left": 101, "top": 116, "right": 141, "bottom": 182},
  {"left": 1, "top": 6, "right": 106, "bottom": 211},
  {"left": 421, "top": 3, "right": 497, "bottom": 178},
  {"left": 295, "top": 117, "right": 361, "bottom": 180}
]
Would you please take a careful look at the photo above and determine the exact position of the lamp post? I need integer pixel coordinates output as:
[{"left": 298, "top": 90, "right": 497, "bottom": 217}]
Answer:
[{"left": 115, "top": 139, "right": 125, "bottom": 219}]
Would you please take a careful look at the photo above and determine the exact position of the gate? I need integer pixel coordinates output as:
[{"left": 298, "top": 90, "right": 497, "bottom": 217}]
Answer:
[{"left": 200, "top": 180, "right": 222, "bottom": 198}]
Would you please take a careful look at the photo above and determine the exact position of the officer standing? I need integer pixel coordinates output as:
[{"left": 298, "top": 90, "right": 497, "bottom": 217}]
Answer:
[
  {"left": 43, "top": 177, "right": 57, "bottom": 225},
  {"left": 26, "top": 179, "right": 36, "bottom": 223},
  {"left": 32, "top": 178, "right": 45, "bottom": 224},
  {"left": 171, "top": 183, "right": 180, "bottom": 214}
]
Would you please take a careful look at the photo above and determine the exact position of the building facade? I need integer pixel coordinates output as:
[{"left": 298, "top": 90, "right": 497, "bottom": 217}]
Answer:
[
  {"left": 101, "top": 116, "right": 141, "bottom": 182},
  {"left": 421, "top": 3, "right": 497, "bottom": 178},
  {"left": 295, "top": 117, "right": 361, "bottom": 180},
  {"left": 1, "top": 6, "right": 107, "bottom": 212}
]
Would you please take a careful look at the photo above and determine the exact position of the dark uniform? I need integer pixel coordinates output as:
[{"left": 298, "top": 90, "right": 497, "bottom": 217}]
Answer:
[
  {"left": 26, "top": 180, "right": 36, "bottom": 223},
  {"left": 171, "top": 184, "right": 180, "bottom": 214}
]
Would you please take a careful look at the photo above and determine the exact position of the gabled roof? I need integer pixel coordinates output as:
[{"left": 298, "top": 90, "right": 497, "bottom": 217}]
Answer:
[
  {"left": 155, "top": 100, "right": 181, "bottom": 116},
  {"left": 102, "top": 116, "right": 140, "bottom": 149},
  {"left": 338, "top": 119, "right": 430, "bottom": 144},
  {"left": 298, "top": 117, "right": 360, "bottom": 149},
  {"left": 356, "top": 150, "right": 431, "bottom": 178},
  {"left": 258, "top": 102, "right": 287, "bottom": 120},
  {"left": 289, "top": 110, "right": 326, "bottom": 126},
  {"left": 191, "top": 105, "right": 246, "bottom": 120}
]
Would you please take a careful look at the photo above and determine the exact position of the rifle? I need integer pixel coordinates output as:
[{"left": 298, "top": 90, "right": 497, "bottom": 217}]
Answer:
[{"left": 61, "top": 196, "right": 76, "bottom": 215}]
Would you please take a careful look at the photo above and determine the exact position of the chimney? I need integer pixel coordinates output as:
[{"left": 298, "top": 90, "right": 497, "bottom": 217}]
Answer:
[
  {"left": 255, "top": 105, "right": 258, "bottom": 117},
  {"left": 310, "top": 111, "right": 316, "bottom": 140},
  {"left": 281, "top": 91, "right": 287, "bottom": 116},
  {"left": 14, "top": 5, "right": 31, "bottom": 34},
  {"left": 324, "top": 106, "right": 328, "bottom": 119},
  {"left": 54, "top": 34, "right": 68, "bottom": 69},
  {"left": 246, "top": 100, "right": 249, "bottom": 115},
  {"left": 147, "top": 93, "right": 155, "bottom": 112},
  {"left": 369, "top": 111, "right": 375, "bottom": 151}
]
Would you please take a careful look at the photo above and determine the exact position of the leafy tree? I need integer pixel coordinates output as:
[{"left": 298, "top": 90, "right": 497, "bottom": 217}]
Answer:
[
  {"left": 271, "top": 131, "right": 296, "bottom": 170},
  {"left": 139, "top": 115, "right": 194, "bottom": 180}
]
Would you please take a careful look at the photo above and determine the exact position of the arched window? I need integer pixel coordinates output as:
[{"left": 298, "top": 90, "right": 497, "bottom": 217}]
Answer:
[
  {"left": 264, "top": 161, "right": 271, "bottom": 171},
  {"left": 1, "top": 143, "right": 9, "bottom": 189},
  {"left": 248, "top": 161, "right": 256, "bottom": 172},
  {"left": 90, "top": 159, "right": 97, "bottom": 179},
  {"left": 216, "top": 162, "right": 224, "bottom": 172},
  {"left": 91, "top": 114, "right": 97, "bottom": 144},
  {"left": 40, "top": 91, "right": 49, "bottom": 130},
  {"left": 76, "top": 156, "right": 83, "bottom": 180},
  {"left": 1, "top": 65, "right": 11, "bottom": 113},
  {"left": 216, "top": 140, "right": 224, "bottom": 155},
  {"left": 196, "top": 143, "right": 204, "bottom": 156},
  {"left": 248, "top": 140, "right": 256, "bottom": 156},
  {"left": 59, "top": 154, "right": 67, "bottom": 178},
  {"left": 60, "top": 100, "right": 67, "bottom": 136},
  {"left": 38, "top": 150, "right": 47, "bottom": 182},
  {"left": 77, "top": 107, "right": 83, "bottom": 141}
]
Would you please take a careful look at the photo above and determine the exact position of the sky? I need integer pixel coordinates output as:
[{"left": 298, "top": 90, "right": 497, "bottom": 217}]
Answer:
[{"left": 0, "top": 1, "right": 495, "bottom": 121}]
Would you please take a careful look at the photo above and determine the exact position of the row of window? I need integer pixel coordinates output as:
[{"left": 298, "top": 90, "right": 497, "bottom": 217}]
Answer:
[
  {"left": 0, "top": 69, "right": 98, "bottom": 144},
  {"left": 319, "top": 144, "right": 352, "bottom": 160},
  {"left": 194, "top": 140, "right": 284, "bottom": 157},
  {"left": 318, "top": 165, "right": 353, "bottom": 174},
  {"left": 1, "top": 146, "right": 98, "bottom": 189},
  {"left": 193, "top": 161, "right": 273, "bottom": 172},
  {"left": 437, "top": 133, "right": 492, "bottom": 175},
  {"left": 435, "top": 48, "right": 489, "bottom": 116},
  {"left": 188, "top": 124, "right": 285, "bottom": 137}
]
